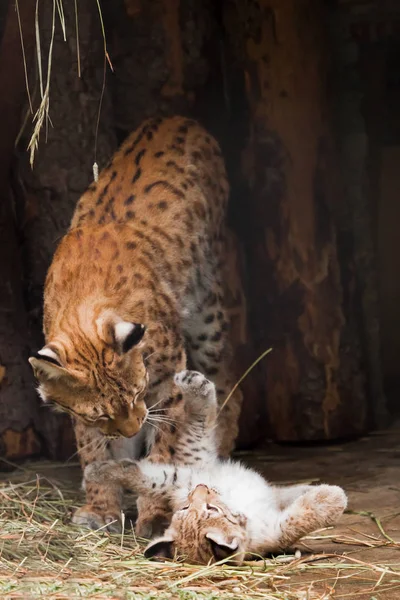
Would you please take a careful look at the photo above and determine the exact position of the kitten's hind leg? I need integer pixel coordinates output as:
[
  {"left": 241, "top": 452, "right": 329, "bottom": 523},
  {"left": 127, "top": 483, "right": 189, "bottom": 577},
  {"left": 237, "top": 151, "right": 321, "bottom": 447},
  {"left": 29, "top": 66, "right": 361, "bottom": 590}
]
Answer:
[
  {"left": 273, "top": 484, "right": 314, "bottom": 510},
  {"left": 276, "top": 484, "right": 347, "bottom": 550}
]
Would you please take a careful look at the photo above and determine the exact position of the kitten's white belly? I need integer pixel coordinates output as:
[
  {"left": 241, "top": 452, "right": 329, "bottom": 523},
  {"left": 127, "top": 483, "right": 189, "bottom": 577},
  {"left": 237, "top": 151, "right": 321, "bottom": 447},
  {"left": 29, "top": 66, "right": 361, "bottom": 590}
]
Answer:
[{"left": 173, "top": 460, "right": 277, "bottom": 519}]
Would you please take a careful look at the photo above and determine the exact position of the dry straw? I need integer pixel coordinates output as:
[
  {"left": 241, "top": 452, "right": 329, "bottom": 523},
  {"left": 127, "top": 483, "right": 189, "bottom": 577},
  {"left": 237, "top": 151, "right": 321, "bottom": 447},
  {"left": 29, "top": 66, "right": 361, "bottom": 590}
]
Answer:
[{"left": 1, "top": 465, "right": 400, "bottom": 599}]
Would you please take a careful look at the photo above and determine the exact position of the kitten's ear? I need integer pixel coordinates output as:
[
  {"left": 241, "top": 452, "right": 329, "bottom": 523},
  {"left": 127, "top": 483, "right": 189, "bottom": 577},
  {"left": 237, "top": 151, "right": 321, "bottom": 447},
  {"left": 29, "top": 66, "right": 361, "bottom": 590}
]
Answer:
[
  {"left": 29, "top": 348, "right": 75, "bottom": 384},
  {"left": 144, "top": 536, "right": 175, "bottom": 561},
  {"left": 206, "top": 531, "right": 239, "bottom": 562}
]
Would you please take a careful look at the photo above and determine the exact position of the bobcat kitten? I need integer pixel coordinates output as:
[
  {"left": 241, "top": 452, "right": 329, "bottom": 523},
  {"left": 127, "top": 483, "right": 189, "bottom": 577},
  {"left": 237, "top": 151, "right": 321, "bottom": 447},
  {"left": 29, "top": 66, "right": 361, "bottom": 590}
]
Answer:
[{"left": 85, "top": 371, "right": 347, "bottom": 564}]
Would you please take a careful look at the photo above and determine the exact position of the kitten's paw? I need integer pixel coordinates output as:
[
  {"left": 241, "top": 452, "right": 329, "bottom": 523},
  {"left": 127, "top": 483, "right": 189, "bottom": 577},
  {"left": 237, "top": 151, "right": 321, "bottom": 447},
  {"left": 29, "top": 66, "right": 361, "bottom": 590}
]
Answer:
[
  {"left": 84, "top": 459, "right": 138, "bottom": 484},
  {"left": 174, "top": 370, "right": 216, "bottom": 400},
  {"left": 174, "top": 370, "right": 217, "bottom": 419},
  {"left": 300, "top": 484, "right": 348, "bottom": 525},
  {"left": 84, "top": 460, "right": 119, "bottom": 483},
  {"left": 135, "top": 513, "right": 171, "bottom": 540},
  {"left": 72, "top": 504, "right": 122, "bottom": 533}
]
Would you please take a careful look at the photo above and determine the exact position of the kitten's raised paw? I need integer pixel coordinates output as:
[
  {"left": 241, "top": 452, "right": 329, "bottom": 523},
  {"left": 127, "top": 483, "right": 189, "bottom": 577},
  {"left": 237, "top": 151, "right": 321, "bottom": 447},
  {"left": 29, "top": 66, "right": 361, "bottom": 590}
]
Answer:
[
  {"left": 174, "top": 370, "right": 217, "bottom": 418},
  {"left": 72, "top": 504, "right": 121, "bottom": 533},
  {"left": 174, "top": 370, "right": 216, "bottom": 399}
]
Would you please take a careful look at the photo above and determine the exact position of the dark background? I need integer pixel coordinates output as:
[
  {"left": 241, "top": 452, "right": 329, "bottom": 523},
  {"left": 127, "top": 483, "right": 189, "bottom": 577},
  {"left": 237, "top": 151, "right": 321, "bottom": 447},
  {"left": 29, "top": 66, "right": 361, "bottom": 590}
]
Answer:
[{"left": 0, "top": 0, "right": 399, "bottom": 462}]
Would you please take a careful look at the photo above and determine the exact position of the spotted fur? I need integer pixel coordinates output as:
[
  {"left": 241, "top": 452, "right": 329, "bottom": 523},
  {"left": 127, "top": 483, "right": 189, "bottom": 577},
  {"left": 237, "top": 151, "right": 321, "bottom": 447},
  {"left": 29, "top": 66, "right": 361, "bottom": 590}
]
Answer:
[{"left": 29, "top": 116, "right": 243, "bottom": 531}]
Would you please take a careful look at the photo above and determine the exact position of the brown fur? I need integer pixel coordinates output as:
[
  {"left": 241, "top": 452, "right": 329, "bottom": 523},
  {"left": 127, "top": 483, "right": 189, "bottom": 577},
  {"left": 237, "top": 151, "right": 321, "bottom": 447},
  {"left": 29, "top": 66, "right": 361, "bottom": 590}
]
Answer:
[{"left": 29, "top": 116, "right": 243, "bottom": 532}]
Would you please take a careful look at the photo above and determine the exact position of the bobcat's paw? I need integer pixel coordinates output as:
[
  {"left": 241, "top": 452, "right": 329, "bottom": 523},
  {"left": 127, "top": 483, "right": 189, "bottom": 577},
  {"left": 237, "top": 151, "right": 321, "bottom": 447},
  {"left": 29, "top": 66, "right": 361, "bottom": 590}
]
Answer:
[{"left": 72, "top": 504, "right": 122, "bottom": 533}]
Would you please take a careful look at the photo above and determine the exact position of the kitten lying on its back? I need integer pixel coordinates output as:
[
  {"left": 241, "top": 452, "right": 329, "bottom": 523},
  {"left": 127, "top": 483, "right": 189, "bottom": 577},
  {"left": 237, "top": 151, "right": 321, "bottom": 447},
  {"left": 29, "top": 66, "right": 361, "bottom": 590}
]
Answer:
[{"left": 85, "top": 371, "right": 347, "bottom": 564}]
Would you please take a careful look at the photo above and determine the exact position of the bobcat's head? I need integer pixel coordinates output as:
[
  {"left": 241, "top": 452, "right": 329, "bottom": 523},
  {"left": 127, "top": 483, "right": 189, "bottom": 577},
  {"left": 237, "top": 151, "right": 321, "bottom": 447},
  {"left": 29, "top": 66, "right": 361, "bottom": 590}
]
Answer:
[
  {"left": 29, "top": 315, "right": 149, "bottom": 438},
  {"left": 144, "top": 484, "right": 248, "bottom": 564}
]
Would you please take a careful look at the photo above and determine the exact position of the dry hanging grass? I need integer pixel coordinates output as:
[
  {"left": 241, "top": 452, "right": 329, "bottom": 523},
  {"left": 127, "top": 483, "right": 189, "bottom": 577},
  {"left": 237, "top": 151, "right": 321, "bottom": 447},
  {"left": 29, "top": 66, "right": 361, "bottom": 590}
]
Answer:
[
  {"left": 15, "top": 0, "right": 112, "bottom": 167},
  {"left": 1, "top": 464, "right": 400, "bottom": 599}
]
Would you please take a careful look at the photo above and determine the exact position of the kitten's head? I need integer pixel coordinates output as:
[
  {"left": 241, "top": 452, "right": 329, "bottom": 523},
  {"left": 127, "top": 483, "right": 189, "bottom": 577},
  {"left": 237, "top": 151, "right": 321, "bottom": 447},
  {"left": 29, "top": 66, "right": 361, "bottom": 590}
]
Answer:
[{"left": 144, "top": 484, "right": 248, "bottom": 564}]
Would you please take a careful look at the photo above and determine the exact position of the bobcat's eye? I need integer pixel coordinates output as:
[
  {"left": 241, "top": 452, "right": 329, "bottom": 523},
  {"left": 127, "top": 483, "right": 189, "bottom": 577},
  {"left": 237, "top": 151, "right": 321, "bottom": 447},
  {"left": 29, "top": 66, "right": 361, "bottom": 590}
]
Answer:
[
  {"left": 85, "top": 414, "right": 108, "bottom": 424},
  {"left": 207, "top": 504, "right": 221, "bottom": 513}
]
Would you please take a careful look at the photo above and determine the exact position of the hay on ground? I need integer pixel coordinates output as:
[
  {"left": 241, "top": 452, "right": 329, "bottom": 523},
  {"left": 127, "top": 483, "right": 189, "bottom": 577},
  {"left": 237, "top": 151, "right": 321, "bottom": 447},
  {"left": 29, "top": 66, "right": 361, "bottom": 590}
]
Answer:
[{"left": 0, "top": 463, "right": 399, "bottom": 599}]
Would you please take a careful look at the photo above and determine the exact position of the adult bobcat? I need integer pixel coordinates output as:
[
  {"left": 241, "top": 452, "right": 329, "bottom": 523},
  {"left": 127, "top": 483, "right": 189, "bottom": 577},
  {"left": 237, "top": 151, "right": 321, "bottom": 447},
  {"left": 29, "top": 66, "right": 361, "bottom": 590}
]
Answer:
[{"left": 29, "top": 116, "right": 243, "bottom": 533}]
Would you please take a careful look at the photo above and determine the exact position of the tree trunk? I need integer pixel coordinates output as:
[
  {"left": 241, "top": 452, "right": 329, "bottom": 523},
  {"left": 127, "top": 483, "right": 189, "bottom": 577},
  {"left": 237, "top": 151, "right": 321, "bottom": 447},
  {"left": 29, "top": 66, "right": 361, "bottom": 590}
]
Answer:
[
  {"left": 330, "top": 3, "right": 387, "bottom": 428},
  {"left": 0, "top": 0, "right": 43, "bottom": 460},
  {"left": 225, "top": 0, "right": 368, "bottom": 441},
  {"left": 16, "top": 0, "right": 117, "bottom": 459}
]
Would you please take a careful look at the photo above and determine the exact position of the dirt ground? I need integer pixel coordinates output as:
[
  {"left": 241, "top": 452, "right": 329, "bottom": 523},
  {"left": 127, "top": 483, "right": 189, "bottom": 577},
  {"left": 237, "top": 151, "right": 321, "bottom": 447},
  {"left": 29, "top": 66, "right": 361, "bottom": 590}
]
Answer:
[
  {"left": 241, "top": 424, "right": 400, "bottom": 599},
  {"left": 2, "top": 424, "right": 400, "bottom": 599}
]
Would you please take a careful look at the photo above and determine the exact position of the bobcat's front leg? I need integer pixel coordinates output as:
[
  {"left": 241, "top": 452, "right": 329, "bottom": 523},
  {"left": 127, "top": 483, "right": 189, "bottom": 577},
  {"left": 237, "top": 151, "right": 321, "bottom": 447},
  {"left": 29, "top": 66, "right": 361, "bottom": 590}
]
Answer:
[
  {"left": 72, "top": 420, "right": 122, "bottom": 533},
  {"left": 84, "top": 458, "right": 174, "bottom": 539}
]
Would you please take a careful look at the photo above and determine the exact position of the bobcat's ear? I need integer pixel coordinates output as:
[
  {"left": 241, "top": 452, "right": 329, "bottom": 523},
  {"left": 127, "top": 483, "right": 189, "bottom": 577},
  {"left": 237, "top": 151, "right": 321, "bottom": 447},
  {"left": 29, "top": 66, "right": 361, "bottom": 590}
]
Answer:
[
  {"left": 205, "top": 531, "right": 239, "bottom": 562},
  {"left": 114, "top": 322, "right": 146, "bottom": 353},
  {"left": 29, "top": 347, "right": 69, "bottom": 381},
  {"left": 144, "top": 536, "right": 175, "bottom": 560},
  {"left": 96, "top": 313, "right": 146, "bottom": 354},
  {"left": 29, "top": 347, "right": 78, "bottom": 405}
]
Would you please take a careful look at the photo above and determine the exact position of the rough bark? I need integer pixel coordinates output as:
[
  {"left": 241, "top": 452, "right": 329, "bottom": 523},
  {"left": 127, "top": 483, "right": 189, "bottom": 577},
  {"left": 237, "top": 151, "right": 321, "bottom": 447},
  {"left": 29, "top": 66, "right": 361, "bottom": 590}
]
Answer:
[
  {"left": 16, "top": 0, "right": 117, "bottom": 459},
  {"left": 224, "top": 0, "right": 368, "bottom": 441},
  {"left": 0, "top": 0, "right": 42, "bottom": 460},
  {"left": 330, "top": 3, "right": 388, "bottom": 428}
]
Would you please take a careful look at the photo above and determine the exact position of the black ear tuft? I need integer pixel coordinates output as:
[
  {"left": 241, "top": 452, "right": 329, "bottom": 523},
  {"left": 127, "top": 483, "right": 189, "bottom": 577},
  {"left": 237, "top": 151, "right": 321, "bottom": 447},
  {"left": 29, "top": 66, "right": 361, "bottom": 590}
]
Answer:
[
  {"left": 32, "top": 352, "right": 61, "bottom": 367},
  {"left": 114, "top": 322, "right": 146, "bottom": 354},
  {"left": 144, "top": 538, "right": 175, "bottom": 560},
  {"left": 121, "top": 323, "right": 146, "bottom": 353}
]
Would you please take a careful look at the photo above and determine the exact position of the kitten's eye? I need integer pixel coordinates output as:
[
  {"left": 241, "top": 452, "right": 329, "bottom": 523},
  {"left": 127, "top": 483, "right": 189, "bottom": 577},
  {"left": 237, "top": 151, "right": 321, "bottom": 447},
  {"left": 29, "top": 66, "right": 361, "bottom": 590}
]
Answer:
[
  {"left": 179, "top": 505, "right": 189, "bottom": 511},
  {"left": 207, "top": 504, "right": 221, "bottom": 513}
]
